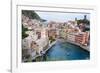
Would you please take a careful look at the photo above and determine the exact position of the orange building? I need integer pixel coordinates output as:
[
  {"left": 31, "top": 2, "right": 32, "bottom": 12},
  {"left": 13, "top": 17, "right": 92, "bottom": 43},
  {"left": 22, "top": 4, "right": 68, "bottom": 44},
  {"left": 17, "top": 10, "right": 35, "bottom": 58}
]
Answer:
[{"left": 75, "top": 32, "right": 89, "bottom": 46}]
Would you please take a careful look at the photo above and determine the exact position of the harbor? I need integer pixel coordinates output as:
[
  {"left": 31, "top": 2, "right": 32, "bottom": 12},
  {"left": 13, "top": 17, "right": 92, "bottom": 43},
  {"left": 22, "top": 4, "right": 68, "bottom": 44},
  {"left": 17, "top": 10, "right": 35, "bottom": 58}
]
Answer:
[{"left": 22, "top": 10, "right": 90, "bottom": 62}]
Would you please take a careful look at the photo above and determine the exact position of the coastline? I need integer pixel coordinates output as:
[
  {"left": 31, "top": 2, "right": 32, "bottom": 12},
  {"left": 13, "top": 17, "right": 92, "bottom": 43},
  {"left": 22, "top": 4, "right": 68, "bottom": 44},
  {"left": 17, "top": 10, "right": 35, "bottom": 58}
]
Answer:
[
  {"left": 66, "top": 40, "right": 90, "bottom": 52},
  {"left": 23, "top": 39, "right": 89, "bottom": 62}
]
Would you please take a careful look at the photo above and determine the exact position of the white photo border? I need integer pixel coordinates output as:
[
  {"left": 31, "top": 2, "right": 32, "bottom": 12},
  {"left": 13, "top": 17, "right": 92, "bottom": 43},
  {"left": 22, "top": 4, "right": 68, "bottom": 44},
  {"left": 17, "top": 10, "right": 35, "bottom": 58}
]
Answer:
[{"left": 12, "top": 4, "right": 97, "bottom": 73}]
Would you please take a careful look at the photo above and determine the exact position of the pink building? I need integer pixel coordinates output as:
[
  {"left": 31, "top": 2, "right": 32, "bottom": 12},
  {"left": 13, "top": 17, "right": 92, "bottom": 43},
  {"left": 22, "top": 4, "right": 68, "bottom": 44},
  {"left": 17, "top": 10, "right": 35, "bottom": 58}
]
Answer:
[{"left": 75, "top": 32, "right": 90, "bottom": 46}]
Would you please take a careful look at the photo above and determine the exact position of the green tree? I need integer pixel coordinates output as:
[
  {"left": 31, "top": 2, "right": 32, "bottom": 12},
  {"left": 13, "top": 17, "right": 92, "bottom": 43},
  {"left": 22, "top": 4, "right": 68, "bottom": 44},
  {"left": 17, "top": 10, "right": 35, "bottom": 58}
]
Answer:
[{"left": 22, "top": 25, "right": 28, "bottom": 39}]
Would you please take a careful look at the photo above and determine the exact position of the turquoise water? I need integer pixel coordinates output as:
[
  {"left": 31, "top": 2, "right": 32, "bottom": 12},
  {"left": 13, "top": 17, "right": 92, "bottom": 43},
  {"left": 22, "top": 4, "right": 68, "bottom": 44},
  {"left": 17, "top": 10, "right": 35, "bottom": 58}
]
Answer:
[{"left": 44, "top": 41, "right": 90, "bottom": 61}]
